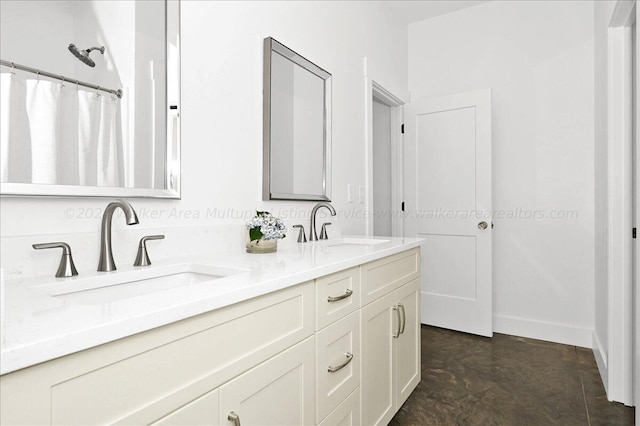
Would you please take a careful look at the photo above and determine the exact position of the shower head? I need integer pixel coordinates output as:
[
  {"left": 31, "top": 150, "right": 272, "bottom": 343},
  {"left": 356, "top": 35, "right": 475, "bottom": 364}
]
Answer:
[{"left": 68, "top": 43, "right": 105, "bottom": 68}]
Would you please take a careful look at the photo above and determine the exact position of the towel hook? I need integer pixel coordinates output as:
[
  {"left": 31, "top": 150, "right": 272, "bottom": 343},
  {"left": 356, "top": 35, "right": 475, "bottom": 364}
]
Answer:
[
  {"left": 75, "top": 80, "right": 79, "bottom": 92},
  {"left": 36, "top": 70, "right": 40, "bottom": 81},
  {"left": 60, "top": 76, "right": 65, "bottom": 88},
  {"left": 96, "top": 86, "right": 101, "bottom": 98},
  {"left": 9, "top": 62, "right": 15, "bottom": 75}
]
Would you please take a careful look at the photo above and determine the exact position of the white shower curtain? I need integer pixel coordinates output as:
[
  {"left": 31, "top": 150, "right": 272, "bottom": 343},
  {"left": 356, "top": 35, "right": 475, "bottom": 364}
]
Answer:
[
  {"left": 1, "top": 72, "right": 123, "bottom": 187},
  {"left": 0, "top": 73, "right": 31, "bottom": 183}
]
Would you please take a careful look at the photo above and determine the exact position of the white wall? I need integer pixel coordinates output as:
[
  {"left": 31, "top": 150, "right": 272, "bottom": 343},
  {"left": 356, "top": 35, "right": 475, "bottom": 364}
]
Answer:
[
  {"left": 0, "top": 1, "right": 407, "bottom": 277},
  {"left": 408, "top": 0, "right": 595, "bottom": 347}
]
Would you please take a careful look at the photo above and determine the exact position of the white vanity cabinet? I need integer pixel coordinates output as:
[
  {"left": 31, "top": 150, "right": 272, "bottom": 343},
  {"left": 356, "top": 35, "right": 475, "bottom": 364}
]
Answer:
[
  {"left": 0, "top": 246, "right": 421, "bottom": 426},
  {"left": 361, "top": 250, "right": 421, "bottom": 426},
  {"left": 0, "top": 282, "right": 316, "bottom": 426}
]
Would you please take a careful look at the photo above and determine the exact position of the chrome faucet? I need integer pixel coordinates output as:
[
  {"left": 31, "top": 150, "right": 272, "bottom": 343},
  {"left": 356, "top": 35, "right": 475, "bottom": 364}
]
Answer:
[
  {"left": 98, "top": 200, "right": 139, "bottom": 272},
  {"left": 310, "top": 202, "right": 336, "bottom": 241}
]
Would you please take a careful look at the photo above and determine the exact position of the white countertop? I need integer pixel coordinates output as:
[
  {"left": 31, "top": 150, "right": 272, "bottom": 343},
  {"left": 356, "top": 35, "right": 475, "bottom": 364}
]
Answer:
[{"left": 0, "top": 236, "right": 423, "bottom": 375}]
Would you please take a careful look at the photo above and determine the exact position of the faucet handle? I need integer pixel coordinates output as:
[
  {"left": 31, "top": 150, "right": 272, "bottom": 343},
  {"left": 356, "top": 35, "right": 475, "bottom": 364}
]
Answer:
[
  {"left": 319, "top": 222, "right": 332, "bottom": 240},
  {"left": 33, "top": 242, "right": 79, "bottom": 278},
  {"left": 134, "top": 235, "right": 165, "bottom": 267},
  {"left": 293, "top": 225, "right": 307, "bottom": 243}
]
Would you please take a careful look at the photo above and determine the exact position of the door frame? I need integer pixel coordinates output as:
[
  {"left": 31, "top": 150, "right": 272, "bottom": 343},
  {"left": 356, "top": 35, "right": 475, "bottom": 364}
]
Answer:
[
  {"left": 364, "top": 58, "right": 406, "bottom": 237},
  {"left": 606, "top": 0, "right": 636, "bottom": 406}
]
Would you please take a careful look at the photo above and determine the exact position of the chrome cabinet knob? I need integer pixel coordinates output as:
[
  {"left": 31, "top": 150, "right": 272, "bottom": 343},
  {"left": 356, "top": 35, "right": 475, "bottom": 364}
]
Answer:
[{"left": 477, "top": 221, "right": 488, "bottom": 230}]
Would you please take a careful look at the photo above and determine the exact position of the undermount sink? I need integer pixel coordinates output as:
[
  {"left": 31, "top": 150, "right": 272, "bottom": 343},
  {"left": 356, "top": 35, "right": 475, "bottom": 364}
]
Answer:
[
  {"left": 29, "top": 263, "right": 248, "bottom": 305},
  {"left": 325, "top": 238, "right": 390, "bottom": 247}
]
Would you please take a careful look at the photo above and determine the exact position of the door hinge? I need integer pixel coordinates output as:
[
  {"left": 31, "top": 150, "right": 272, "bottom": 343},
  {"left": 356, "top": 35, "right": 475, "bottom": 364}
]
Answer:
[
  {"left": 633, "top": 228, "right": 637, "bottom": 239},
  {"left": 401, "top": 201, "right": 405, "bottom": 212},
  {"left": 401, "top": 124, "right": 404, "bottom": 134}
]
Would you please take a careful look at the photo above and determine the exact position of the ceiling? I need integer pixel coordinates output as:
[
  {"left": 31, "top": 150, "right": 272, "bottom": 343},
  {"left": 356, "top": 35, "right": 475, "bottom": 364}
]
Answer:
[{"left": 378, "top": 0, "right": 489, "bottom": 25}]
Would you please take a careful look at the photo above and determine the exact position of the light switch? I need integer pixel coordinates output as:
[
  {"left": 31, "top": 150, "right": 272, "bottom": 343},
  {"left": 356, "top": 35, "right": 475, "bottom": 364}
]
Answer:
[
  {"left": 358, "top": 186, "right": 365, "bottom": 204},
  {"left": 347, "top": 184, "right": 355, "bottom": 203}
]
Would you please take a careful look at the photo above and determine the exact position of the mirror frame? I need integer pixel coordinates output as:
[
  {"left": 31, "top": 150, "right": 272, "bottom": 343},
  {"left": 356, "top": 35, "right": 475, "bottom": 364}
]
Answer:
[
  {"left": 262, "top": 37, "right": 332, "bottom": 202},
  {"left": 0, "top": 0, "right": 181, "bottom": 199}
]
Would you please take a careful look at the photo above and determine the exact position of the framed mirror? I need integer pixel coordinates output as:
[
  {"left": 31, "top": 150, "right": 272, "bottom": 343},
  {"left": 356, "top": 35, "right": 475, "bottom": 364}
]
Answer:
[
  {"left": 0, "top": 0, "right": 180, "bottom": 198},
  {"left": 263, "top": 37, "right": 332, "bottom": 201}
]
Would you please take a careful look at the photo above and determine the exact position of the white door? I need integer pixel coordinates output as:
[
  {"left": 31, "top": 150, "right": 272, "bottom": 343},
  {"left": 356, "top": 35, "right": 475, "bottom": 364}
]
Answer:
[{"left": 404, "top": 89, "right": 492, "bottom": 337}]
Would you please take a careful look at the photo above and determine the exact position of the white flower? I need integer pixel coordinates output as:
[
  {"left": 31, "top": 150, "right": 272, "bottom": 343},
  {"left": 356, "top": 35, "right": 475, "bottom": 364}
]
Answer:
[{"left": 247, "top": 211, "right": 286, "bottom": 241}]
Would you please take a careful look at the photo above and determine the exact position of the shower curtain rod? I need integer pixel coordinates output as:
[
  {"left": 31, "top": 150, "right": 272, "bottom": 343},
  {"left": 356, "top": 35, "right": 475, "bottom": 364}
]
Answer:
[{"left": 1, "top": 59, "right": 123, "bottom": 98}]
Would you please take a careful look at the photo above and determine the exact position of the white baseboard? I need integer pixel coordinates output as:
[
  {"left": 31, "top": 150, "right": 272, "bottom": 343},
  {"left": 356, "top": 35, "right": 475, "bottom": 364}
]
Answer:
[
  {"left": 592, "top": 330, "right": 608, "bottom": 394},
  {"left": 493, "top": 314, "right": 592, "bottom": 348}
]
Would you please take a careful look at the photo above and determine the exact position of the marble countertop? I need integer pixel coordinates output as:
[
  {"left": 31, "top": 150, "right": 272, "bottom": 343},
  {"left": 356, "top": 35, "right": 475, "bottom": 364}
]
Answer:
[{"left": 0, "top": 236, "right": 423, "bottom": 375}]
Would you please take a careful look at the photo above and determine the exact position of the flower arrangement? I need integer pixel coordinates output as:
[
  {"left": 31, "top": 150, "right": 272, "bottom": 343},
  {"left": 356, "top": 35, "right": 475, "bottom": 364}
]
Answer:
[{"left": 246, "top": 210, "right": 286, "bottom": 243}]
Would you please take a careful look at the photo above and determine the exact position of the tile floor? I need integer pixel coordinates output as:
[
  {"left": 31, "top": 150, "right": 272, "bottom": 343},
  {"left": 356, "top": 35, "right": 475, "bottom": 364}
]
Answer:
[{"left": 389, "top": 326, "right": 635, "bottom": 425}]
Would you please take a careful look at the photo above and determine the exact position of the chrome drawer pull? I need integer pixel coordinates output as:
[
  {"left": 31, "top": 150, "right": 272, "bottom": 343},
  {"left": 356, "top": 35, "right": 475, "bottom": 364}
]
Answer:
[
  {"left": 393, "top": 306, "right": 401, "bottom": 338},
  {"left": 327, "top": 288, "right": 353, "bottom": 303},
  {"left": 328, "top": 352, "right": 353, "bottom": 373},
  {"left": 228, "top": 411, "right": 241, "bottom": 426},
  {"left": 399, "top": 303, "right": 406, "bottom": 335}
]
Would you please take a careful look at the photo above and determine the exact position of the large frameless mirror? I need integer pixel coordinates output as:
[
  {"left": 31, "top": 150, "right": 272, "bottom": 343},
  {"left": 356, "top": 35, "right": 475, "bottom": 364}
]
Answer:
[
  {"left": 0, "top": 0, "right": 180, "bottom": 198},
  {"left": 263, "top": 37, "right": 332, "bottom": 201}
]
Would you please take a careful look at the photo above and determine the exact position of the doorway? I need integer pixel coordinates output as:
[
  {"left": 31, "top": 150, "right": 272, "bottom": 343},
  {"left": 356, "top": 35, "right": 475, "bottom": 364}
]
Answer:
[
  {"left": 366, "top": 82, "right": 404, "bottom": 237},
  {"left": 372, "top": 96, "right": 393, "bottom": 236}
]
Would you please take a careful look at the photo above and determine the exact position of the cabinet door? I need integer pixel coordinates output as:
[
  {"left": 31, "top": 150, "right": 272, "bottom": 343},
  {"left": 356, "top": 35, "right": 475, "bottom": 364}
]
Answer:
[
  {"left": 360, "top": 291, "right": 398, "bottom": 426},
  {"left": 219, "top": 337, "right": 315, "bottom": 426},
  {"left": 152, "top": 389, "right": 220, "bottom": 426},
  {"left": 395, "top": 279, "right": 421, "bottom": 408}
]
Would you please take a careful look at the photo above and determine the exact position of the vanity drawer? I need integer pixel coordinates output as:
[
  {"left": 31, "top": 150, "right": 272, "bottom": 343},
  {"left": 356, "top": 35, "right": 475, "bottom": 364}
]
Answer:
[
  {"left": 316, "top": 267, "right": 360, "bottom": 330},
  {"left": 316, "top": 311, "right": 360, "bottom": 423},
  {"left": 318, "top": 388, "right": 361, "bottom": 426},
  {"left": 361, "top": 248, "right": 420, "bottom": 306}
]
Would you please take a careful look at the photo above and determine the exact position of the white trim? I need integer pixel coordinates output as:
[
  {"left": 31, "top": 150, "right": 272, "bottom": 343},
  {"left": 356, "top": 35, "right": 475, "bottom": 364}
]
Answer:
[
  {"left": 492, "top": 314, "right": 592, "bottom": 348},
  {"left": 363, "top": 57, "right": 405, "bottom": 237},
  {"left": 593, "top": 331, "right": 609, "bottom": 395},
  {"left": 606, "top": 10, "right": 635, "bottom": 404},
  {"left": 634, "top": 4, "right": 640, "bottom": 417}
]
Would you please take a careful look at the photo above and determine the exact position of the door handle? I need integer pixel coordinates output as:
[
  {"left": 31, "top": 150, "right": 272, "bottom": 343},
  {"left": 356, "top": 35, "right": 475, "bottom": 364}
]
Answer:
[
  {"left": 228, "top": 411, "right": 241, "bottom": 426},
  {"left": 478, "top": 221, "right": 488, "bottom": 230},
  {"left": 398, "top": 303, "right": 406, "bottom": 335},
  {"left": 393, "top": 306, "right": 401, "bottom": 338},
  {"left": 327, "top": 352, "right": 353, "bottom": 372},
  {"left": 327, "top": 288, "right": 353, "bottom": 303}
]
